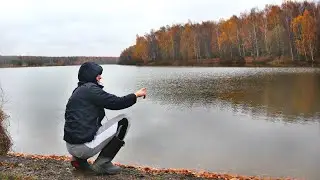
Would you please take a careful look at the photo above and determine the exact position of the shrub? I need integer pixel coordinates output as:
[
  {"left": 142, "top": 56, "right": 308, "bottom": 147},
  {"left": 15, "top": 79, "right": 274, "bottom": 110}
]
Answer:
[{"left": 0, "top": 88, "right": 11, "bottom": 155}]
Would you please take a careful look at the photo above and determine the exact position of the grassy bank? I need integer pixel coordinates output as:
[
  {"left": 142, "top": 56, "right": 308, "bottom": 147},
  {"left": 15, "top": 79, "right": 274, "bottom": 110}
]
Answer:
[{"left": 0, "top": 153, "right": 295, "bottom": 180}]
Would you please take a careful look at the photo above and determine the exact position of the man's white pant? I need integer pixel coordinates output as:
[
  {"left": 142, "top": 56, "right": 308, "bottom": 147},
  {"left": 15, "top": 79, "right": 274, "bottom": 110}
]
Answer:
[{"left": 66, "top": 114, "right": 130, "bottom": 159}]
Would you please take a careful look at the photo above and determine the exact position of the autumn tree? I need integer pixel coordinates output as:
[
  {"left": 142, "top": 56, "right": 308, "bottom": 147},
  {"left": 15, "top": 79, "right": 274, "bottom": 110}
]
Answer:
[
  {"left": 133, "top": 35, "right": 149, "bottom": 63},
  {"left": 168, "top": 25, "right": 182, "bottom": 61},
  {"left": 210, "top": 22, "right": 220, "bottom": 58},
  {"left": 119, "top": 1, "right": 320, "bottom": 65},
  {"left": 264, "top": 5, "right": 286, "bottom": 57},
  {"left": 145, "top": 30, "right": 159, "bottom": 61},
  {"left": 180, "top": 22, "right": 195, "bottom": 62},
  {"left": 200, "top": 21, "right": 214, "bottom": 59},
  {"left": 292, "top": 10, "right": 317, "bottom": 62},
  {"left": 280, "top": 1, "right": 301, "bottom": 60},
  {"left": 316, "top": 2, "right": 320, "bottom": 57},
  {"left": 217, "top": 15, "right": 243, "bottom": 60},
  {"left": 239, "top": 12, "right": 254, "bottom": 58}
]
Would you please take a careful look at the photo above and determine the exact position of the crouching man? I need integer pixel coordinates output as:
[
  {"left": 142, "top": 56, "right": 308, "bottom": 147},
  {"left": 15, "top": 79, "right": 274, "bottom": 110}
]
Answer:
[{"left": 63, "top": 62, "right": 146, "bottom": 175}]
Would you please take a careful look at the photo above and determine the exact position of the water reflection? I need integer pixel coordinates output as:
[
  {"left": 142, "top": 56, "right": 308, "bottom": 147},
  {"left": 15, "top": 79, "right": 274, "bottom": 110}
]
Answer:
[
  {"left": 0, "top": 66, "right": 320, "bottom": 179},
  {"left": 145, "top": 70, "right": 320, "bottom": 123}
]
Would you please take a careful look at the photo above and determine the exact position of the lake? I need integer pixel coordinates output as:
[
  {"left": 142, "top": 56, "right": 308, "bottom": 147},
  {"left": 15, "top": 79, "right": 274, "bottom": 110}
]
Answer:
[{"left": 0, "top": 65, "right": 319, "bottom": 179}]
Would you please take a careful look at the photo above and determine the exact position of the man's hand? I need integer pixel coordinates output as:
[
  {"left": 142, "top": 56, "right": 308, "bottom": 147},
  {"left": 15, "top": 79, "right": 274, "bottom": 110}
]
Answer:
[{"left": 134, "top": 88, "right": 147, "bottom": 99}]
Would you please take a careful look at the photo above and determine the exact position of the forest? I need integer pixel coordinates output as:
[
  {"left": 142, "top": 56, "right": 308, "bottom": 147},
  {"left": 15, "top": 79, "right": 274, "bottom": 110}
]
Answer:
[
  {"left": 0, "top": 56, "right": 118, "bottom": 67},
  {"left": 119, "top": 1, "right": 320, "bottom": 67}
]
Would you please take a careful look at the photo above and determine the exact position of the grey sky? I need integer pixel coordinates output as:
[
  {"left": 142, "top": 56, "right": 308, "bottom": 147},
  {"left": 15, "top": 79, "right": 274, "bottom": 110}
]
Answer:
[{"left": 0, "top": 0, "right": 286, "bottom": 56}]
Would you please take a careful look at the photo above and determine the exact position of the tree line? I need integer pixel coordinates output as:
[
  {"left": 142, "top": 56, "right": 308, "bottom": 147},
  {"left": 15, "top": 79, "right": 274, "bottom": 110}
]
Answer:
[
  {"left": 0, "top": 56, "right": 118, "bottom": 67},
  {"left": 119, "top": 1, "right": 320, "bottom": 66}
]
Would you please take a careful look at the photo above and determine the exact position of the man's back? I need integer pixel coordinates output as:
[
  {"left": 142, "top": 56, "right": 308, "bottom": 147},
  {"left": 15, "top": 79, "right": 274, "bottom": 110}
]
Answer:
[{"left": 64, "top": 82, "right": 105, "bottom": 144}]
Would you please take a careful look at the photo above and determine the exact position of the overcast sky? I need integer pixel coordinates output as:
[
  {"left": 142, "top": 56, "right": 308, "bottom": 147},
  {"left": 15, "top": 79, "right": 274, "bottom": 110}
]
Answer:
[{"left": 0, "top": 0, "right": 288, "bottom": 56}]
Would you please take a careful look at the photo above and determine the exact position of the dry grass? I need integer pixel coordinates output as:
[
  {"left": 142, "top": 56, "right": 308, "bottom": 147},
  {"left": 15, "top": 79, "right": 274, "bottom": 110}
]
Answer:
[
  {"left": 3, "top": 153, "right": 295, "bottom": 180},
  {"left": 0, "top": 87, "right": 12, "bottom": 156},
  {"left": 0, "top": 172, "right": 35, "bottom": 180}
]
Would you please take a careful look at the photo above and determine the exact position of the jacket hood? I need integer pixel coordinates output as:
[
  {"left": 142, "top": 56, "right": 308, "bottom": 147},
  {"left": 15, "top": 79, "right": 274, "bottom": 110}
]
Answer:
[{"left": 78, "top": 62, "right": 103, "bottom": 85}]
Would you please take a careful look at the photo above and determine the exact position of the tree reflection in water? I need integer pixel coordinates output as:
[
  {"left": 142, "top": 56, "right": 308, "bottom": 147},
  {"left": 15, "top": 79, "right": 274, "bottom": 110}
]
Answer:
[{"left": 146, "top": 71, "right": 320, "bottom": 123}]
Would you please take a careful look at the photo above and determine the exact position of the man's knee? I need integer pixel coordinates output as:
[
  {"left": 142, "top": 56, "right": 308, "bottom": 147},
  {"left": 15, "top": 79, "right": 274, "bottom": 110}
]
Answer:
[
  {"left": 118, "top": 118, "right": 128, "bottom": 128},
  {"left": 116, "top": 118, "right": 129, "bottom": 140}
]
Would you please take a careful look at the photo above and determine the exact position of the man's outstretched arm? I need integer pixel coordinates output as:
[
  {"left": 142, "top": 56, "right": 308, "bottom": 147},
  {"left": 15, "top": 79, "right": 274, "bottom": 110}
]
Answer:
[{"left": 89, "top": 86, "right": 146, "bottom": 110}]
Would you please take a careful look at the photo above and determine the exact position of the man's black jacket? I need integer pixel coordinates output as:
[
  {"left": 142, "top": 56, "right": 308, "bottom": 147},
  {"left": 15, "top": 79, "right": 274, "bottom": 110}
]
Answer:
[{"left": 64, "top": 62, "right": 137, "bottom": 144}]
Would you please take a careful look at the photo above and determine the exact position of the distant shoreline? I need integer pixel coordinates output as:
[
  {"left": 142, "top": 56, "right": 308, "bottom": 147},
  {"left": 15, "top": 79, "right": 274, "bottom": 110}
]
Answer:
[
  {"left": 118, "top": 56, "right": 320, "bottom": 68},
  {"left": 1, "top": 63, "right": 319, "bottom": 68},
  {"left": 0, "top": 55, "right": 118, "bottom": 68},
  {"left": 0, "top": 55, "right": 319, "bottom": 68}
]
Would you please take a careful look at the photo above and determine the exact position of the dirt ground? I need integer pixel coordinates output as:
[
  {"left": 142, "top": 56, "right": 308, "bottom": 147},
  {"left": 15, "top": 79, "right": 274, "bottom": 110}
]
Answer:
[{"left": 0, "top": 153, "right": 294, "bottom": 180}]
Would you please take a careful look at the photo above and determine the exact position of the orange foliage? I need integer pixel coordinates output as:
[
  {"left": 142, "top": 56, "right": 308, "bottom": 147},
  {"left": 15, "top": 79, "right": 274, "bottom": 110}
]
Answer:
[
  {"left": 119, "top": 1, "right": 320, "bottom": 65},
  {"left": 292, "top": 10, "right": 317, "bottom": 61}
]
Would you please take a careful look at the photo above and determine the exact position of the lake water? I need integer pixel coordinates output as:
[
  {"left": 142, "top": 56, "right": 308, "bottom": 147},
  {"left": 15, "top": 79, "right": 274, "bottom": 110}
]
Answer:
[{"left": 0, "top": 65, "right": 320, "bottom": 179}]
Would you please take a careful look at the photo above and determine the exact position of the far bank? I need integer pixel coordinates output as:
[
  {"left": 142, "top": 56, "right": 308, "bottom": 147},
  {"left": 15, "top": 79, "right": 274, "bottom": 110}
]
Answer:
[
  {"left": 118, "top": 57, "right": 320, "bottom": 68},
  {"left": 0, "top": 55, "right": 320, "bottom": 68}
]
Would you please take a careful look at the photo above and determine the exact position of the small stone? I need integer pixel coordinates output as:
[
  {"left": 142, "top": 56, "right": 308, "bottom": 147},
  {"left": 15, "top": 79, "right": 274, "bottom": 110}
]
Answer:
[{"left": 18, "top": 163, "right": 24, "bottom": 167}]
